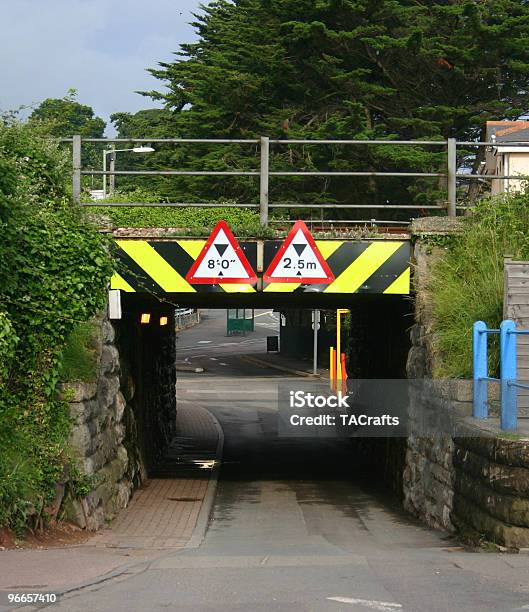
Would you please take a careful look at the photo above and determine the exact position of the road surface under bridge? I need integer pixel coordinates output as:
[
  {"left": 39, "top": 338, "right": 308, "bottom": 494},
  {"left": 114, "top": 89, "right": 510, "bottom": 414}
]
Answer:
[{"left": 49, "top": 310, "right": 529, "bottom": 612}]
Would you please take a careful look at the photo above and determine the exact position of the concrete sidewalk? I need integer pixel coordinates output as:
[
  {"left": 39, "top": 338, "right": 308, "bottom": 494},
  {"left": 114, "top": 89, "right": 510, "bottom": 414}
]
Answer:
[{"left": 0, "top": 403, "right": 222, "bottom": 595}]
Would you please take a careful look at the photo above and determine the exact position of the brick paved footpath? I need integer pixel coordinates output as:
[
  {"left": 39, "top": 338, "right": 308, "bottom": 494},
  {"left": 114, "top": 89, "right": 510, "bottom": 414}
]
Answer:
[
  {"left": 91, "top": 402, "right": 220, "bottom": 550},
  {"left": 0, "top": 404, "right": 220, "bottom": 594}
]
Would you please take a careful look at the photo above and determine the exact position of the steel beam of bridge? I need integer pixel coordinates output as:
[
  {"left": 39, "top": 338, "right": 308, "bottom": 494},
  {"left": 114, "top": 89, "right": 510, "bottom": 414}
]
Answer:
[{"left": 111, "top": 236, "right": 411, "bottom": 306}]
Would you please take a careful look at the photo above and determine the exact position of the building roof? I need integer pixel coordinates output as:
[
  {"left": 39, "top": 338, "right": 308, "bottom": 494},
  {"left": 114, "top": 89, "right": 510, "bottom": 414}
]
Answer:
[{"left": 486, "top": 121, "right": 529, "bottom": 143}]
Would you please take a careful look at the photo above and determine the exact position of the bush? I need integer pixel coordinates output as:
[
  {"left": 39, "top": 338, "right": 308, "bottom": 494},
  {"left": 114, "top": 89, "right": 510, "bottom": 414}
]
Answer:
[
  {"left": 0, "top": 312, "right": 18, "bottom": 386},
  {"left": 429, "top": 192, "right": 529, "bottom": 378},
  {"left": 90, "top": 188, "right": 266, "bottom": 236},
  {"left": 59, "top": 321, "right": 100, "bottom": 383},
  {"left": 0, "top": 118, "right": 114, "bottom": 530}
]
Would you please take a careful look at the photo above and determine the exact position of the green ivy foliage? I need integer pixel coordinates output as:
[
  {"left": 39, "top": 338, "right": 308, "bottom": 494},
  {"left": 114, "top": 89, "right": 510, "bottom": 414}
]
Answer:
[
  {"left": 0, "top": 312, "right": 18, "bottom": 386},
  {"left": 90, "top": 188, "right": 271, "bottom": 236},
  {"left": 0, "top": 117, "right": 114, "bottom": 531},
  {"left": 429, "top": 192, "right": 529, "bottom": 378}
]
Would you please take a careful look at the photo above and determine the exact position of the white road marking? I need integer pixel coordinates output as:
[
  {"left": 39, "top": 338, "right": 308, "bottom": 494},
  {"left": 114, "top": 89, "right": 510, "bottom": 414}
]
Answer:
[
  {"left": 198, "top": 340, "right": 212, "bottom": 344},
  {"left": 210, "top": 357, "right": 218, "bottom": 361},
  {"left": 177, "top": 339, "right": 267, "bottom": 352},
  {"left": 327, "top": 597, "right": 402, "bottom": 611},
  {"left": 220, "top": 363, "right": 228, "bottom": 366}
]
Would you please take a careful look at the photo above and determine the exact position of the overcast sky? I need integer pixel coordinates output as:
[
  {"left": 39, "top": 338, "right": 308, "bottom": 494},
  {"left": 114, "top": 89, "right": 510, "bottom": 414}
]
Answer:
[{"left": 0, "top": 0, "right": 202, "bottom": 134}]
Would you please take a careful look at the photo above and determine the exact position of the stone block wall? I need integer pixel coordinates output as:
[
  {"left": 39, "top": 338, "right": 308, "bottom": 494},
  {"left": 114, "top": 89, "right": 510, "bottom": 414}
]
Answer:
[
  {"left": 60, "top": 318, "right": 139, "bottom": 530},
  {"left": 403, "top": 375, "right": 529, "bottom": 547},
  {"left": 452, "top": 433, "right": 529, "bottom": 548},
  {"left": 60, "top": 309, "right": 177, "bottom": 531},
  {"left": 404, "top": 221, "right": 529, "bottom": 548},
  {"left": 175, "top": 308, "right": 200, "bottom": 331},
  {"left": 402, "top": 380, "right": 463, "bottom": 533},
  {"left": 403, "top": 381, "right": 529, "bottom": 549}
]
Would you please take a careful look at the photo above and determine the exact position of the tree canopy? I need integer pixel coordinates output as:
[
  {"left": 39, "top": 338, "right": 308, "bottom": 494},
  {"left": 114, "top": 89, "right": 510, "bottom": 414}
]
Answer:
[
  {"left": 29, "top": 89, "right": 106, "bottom": 138},
  {"left": 29, "top": 89, "right": 107, "bottom": 173},
  {"left": 114, "top": 0, "right": 529, "bottom": 215}
]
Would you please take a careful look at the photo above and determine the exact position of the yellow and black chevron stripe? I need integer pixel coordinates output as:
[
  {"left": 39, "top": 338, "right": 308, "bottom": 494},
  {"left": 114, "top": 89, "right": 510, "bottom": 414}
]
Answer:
[
  {"left": 263, "top": 240, "right": 410, "bottom": 295},
  {"left": 111, "top": 239, "right": 410, "bottom": 295},
  {"left": 111, "top": 239, "right": 258, "bottom": 295}
]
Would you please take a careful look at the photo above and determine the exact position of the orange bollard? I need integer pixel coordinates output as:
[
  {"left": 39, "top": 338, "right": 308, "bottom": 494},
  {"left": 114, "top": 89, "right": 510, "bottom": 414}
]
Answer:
[
  {"left": 341, "top": 352, "right": 348, "bottom": 395},
  {"left": 330, "top": 347, "right": 337, "bottom": 391},
  {"left": 341, "top": 352, "right": 348, "bottom": 381}
]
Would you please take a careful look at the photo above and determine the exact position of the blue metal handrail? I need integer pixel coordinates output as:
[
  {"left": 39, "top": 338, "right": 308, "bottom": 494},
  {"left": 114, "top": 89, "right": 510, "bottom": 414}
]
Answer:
[{"left": 473, "top": 319, "right": 519, "bottom": 430}]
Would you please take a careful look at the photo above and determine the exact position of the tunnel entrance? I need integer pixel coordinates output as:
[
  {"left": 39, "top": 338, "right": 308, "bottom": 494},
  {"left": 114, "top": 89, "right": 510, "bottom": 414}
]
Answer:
[
  {"left": 171, "top": 298, "right": 412, "bottom": 498},
  {"left": 105, "top": 296, "right": 412, "bottom": 548},
  {"left": 172, "top": 301, "right": 413, "bottom": 544},
  {"left": 114, "top": 295, "right": 412, "bottom": 483}
]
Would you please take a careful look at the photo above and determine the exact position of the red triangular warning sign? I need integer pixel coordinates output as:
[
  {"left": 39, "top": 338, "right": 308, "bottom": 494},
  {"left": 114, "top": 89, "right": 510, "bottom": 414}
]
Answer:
[
  {"left": 186, "top": 221, "right": 257, "bottom": 284},
  {"left": 264, "top": 220, "right": 335, "bottom": 284}
]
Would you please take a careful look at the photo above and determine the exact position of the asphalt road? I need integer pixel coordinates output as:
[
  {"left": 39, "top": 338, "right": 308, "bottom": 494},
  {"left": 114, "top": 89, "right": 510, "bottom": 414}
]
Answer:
[
  {"left": 54, "top": 310, "right": 529, "bottom": 612},
  {"left": 175, "top": 308, "right": 280, "bottom": 377}
]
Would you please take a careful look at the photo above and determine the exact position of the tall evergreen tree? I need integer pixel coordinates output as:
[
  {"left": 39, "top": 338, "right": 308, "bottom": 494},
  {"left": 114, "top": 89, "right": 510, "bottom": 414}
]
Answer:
[{"left": 130, "top": 0, "right": 529, "bottom": 214}]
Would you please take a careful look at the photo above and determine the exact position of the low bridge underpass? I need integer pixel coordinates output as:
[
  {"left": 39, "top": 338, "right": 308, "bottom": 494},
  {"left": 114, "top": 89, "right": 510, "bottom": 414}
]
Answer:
[
  {"left": 106, "top": 229, "right": 414, "bottom": 521},
  {"left": 110, "top": 235, "right": 411, "bottom": 306}
]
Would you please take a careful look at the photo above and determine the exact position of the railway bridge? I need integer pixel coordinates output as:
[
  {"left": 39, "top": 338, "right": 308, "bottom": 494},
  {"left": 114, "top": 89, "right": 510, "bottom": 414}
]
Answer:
[
  {"left": 58, "top": 136, "right": 529, "bottom": 553},
  {"left": 62, "top": 135, "right": 453, "bottom": 531}
]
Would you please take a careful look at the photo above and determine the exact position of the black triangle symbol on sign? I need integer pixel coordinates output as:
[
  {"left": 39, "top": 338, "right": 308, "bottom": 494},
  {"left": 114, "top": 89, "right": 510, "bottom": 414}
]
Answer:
[
  {"left": 293, "top": 244, "right": 306, "bottom": 257},
  {"left": 219, "top": 271, "right": 224, "bottom": 276},
  {"left": 216, "top": 244, "right": 228, "bottom": 257},
  {"left": 297, "top": 271, "right": 302, "bottom": 276}
]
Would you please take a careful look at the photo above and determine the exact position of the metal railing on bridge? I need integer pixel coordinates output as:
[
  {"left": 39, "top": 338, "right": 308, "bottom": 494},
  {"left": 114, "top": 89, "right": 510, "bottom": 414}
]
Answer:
[
  {"left": 473, "top": 319, "right": 529, "bottom": 431},
  {"left": 175, "top": 308, "right": 199, "bottom": 331},
  {"left": 64, "top": 136, "right": 528, "bottom": 227}
]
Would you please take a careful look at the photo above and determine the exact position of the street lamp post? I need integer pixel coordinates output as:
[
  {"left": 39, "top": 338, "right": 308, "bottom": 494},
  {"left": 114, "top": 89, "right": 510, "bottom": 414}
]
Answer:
[{"left": 102, "top": 146, "right": 155, "bottom": 198}]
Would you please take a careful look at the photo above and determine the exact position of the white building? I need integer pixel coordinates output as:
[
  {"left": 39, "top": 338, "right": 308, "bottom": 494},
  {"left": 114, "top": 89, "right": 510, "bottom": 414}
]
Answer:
[{"left": 483, "top": 121, "right": 529, "bottom": 195}]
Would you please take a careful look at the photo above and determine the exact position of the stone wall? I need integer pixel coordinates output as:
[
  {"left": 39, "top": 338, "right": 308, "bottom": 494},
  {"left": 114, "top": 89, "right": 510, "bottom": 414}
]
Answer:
[
  {"left": 404, "top": 221, "right": 529, "bottom": 548},
  {"left": 404, "top": 234, "right": 455, "bottom": 530},
  {"left": 60, "top": 309, "right": 177, "bottom": 531},
  {"left": 403, "top": 380, "right": 465, "bottom": 533},
  {"left": 175, "top": 308, "right": 200, "bottom": 331},
  {"left": 404, "top": 376, "right": 529, "bottom": 547},
  {"left": 60, "top": 318, "right": 137, "bottom": 530},
  {"left": 452, "top": 432, "right": 529, "bottom": 548}
]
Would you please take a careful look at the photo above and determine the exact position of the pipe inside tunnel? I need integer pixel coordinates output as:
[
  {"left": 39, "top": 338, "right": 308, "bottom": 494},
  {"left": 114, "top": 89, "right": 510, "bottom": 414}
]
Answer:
[{"left": 112, "top": 293, "right": 412, "bottom": 505}]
